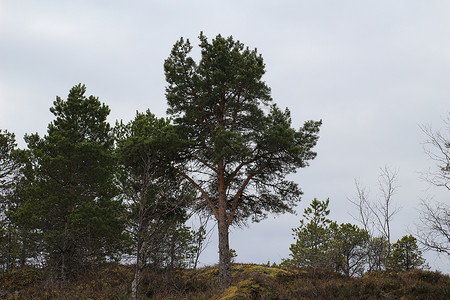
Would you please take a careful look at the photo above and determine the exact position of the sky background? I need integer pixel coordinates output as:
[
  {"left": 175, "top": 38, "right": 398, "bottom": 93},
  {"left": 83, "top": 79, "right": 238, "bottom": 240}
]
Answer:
[{"left": 1, "top": 0, "right": 449, "bottom": 272}]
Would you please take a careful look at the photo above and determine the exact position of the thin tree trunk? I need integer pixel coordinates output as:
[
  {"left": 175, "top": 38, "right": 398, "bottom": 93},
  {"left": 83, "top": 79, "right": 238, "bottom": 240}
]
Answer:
[
  {"left": 132, "top": 260, "right": 141, "bottom": 300},
  {"left": 61, "top": 221, "right": 69, "bottom": 281},
  {"left": 7, "top": 230, "right": 12, "bottom": 271},
  {"left": 132, "top": 194, "right": 146, "bottom": 300},
  {"left": 20, "top": 234, "right": 26, "bottom": 268},
  {"left": 131, "top": 271, "right": 138, "bottom": 300},
  {"left": 132, "top": 237, "right": 142, "bottom": 300}
]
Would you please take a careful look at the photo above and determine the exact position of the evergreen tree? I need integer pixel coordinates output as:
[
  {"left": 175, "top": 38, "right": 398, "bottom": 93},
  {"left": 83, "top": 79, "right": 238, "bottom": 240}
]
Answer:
[
  {"left": 388, "top": 235, "right": 426, "bottom": 271},
  {"left": 284, "top": 198, "right": 334, "bottom": 269},
  {"left": 367, "top": 236, "right": 390, "bottom": 272},
  {"left": 164, "top": 33, "right": 321, "bottom": 289},
  {"left": 330, "top": 223, "right": 370, "bottom": 276},
  {"left": 0, "top": 130, "right": 20, "bottom": 190},
  {"left": 115, "top": 110, "right": 192, "bottom": 300},
  {"left": 285, "top": 199, "right": 372, "bottom": 276},
  {"left": 0, "top": 130, "right": 24, "bottom": 271},
  {"left": 15, "top": 84, "right": 127, "bottom": 279}
]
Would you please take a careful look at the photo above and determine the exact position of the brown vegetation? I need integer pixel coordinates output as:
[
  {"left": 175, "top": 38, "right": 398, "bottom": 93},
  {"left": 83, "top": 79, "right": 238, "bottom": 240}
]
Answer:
[{"left": 0, "top": 263, "right": 449, "bottom": 299}]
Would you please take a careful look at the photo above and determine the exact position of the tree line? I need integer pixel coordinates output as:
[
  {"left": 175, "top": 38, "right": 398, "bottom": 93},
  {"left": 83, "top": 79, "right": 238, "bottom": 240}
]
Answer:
[
  {"left": 0, "top": 86, "right": 206, "bottom": 282},
  {"left": 1, "top": 33, "right": 449, "bottom": 298},
  {"left": 283, "top": 198, "right": 426, "bottom": 276},
  {"left": 281, "top": 116, "right": 450, "bottom": 277},
  {"left": 0, "top": 33, "right": 322, "bottom": 297}
]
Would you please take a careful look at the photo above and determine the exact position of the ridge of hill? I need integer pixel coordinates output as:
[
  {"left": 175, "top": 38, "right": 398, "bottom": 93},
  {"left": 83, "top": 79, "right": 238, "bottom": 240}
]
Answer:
[{"left": 0, "top": 263, "right": 449, "bottom": 299}]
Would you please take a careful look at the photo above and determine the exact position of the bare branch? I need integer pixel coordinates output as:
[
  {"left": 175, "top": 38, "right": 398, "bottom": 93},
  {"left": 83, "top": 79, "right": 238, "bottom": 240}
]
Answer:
[
  {"left": 415, "top": 115, "right": 450, "bottom": 257},
  {"left": 169, "top": 165, "right": 219, "bottom": 220},
  {"left": 420, "top": 118, "right": 450, "bottom": 191},
  {"left": 349, "top": 166, "right": 400, "bottom": 246},
  {"left": 416, "top": 199, "right": 450, "bottom": 255},
  {"left": 372, "top": 166, "right": 400, "bottom": 245},
  {"left": 347, "top": 178, "right": 374, "bottom": 234}
]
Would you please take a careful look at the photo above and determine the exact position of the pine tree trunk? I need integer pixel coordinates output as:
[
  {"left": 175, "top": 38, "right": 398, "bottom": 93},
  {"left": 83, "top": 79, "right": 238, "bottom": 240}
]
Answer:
[
  {"left": 218, "top": 215, "right": 231, "bottom": 290},
  {"left": 217, "top": 161, "right": 231, "bottom": 290}
]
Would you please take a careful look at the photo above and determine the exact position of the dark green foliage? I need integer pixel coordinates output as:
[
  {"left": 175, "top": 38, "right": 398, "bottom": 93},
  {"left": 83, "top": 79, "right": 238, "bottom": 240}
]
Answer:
[
  {"left": 283, "top": 198, "right": 334, "bottom": 269},
  {"left": 115, "top": 111, "right": 187, "bottom": 233},
  {"left": 115, "top": 110, "right": 183, "bottom": 174},
  {"left": 388, "top": 235, "right": 426, "bottom": 271},
  {"left": 115, "top": 111, "right": 194, "bottom": 267},
  {"left": 0, "top": 130, "right": 19, "bottom": 271},
  {"left": 164, "top": 33, "right": 321, "bottom": 288},
  {"left": 0, "top": 130, "right": 20, "bottom": 189},
  {"left": 164, "top": 32, "right": 321, "bottom": 224},
  {"left": 115, "top": 110, "right": 200, "bottom": 299},
  {"left": 14, "top": 84, "right": 127, "bottom": 279},
  {"left": 285, "top": 198, "right": 375, "bottom": 277},
  {"left": 330, "top": 223, "right": 370, "bottom": 276},
  {"left": 367, "top": 236, "right": 390, "bottom": 272},
  {"left": 144, "top": 219, "right": 204, "bottom": 270},
  {"left": 0, "top": 131, "right": 34, "bottom": 271}
]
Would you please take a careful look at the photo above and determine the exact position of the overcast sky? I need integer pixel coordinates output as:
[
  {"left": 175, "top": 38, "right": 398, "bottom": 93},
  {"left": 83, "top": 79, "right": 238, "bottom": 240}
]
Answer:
[{"left": 1, "top": 0, "right": 449, "bottom": 272}]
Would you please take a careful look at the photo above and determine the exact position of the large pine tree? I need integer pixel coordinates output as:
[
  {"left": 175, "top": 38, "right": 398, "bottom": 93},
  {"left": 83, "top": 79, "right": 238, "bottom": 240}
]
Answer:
[{"left": 164, "top": 33, "right": 321, "bottom": 289}]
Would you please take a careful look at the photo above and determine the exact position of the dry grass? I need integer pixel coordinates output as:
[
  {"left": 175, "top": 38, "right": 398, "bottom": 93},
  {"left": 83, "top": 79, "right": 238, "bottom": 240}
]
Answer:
[{"left": 0, "top": 263, "right": 448, "bottom": 299}]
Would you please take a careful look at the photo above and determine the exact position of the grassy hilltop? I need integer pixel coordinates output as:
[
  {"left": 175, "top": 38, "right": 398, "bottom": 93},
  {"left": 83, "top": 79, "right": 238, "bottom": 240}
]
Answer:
[{"left": 1, "top": 263, "right": 449, "bottom": 299}]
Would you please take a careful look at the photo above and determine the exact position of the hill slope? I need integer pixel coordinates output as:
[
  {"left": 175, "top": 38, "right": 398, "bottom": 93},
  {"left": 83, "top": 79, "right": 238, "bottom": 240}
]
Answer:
[{"left": 0, "top": 263, "right": 449, "bottom": 299}]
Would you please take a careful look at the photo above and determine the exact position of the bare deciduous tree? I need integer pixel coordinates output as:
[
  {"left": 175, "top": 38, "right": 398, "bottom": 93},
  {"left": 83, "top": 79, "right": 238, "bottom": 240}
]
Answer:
[
  {"left": 349, "top": 166, "right": 400, "bottom": 245},
  {"left": 416, "top": 116, "right": 450, "bottom": 256},
  {"left": 348, "top": 166, "right": 400, "bottom": 271},
  {"left": 416, "top": 200, "right": 450, "bottom": 255},
  {"left": 373, "top": 166, "right": 400, "bottom": 246},
  {"left": 348, "top": 179, "right": 374, "bottom": 234},
  {"left": 420, "top": 117, "right": 450, "bottom": 191}
]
